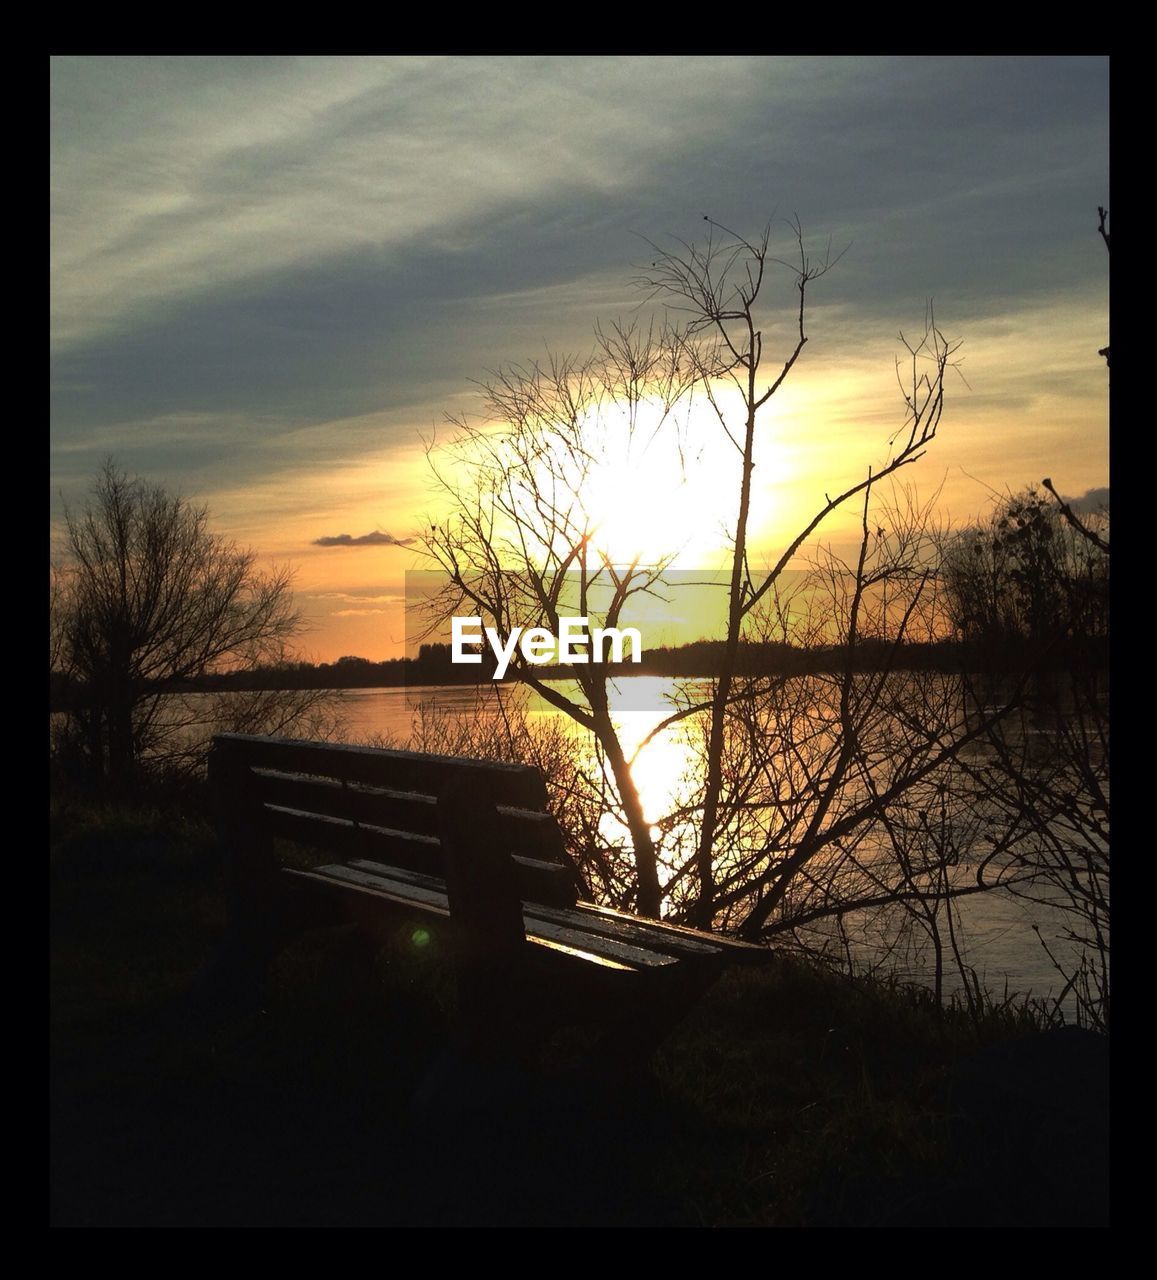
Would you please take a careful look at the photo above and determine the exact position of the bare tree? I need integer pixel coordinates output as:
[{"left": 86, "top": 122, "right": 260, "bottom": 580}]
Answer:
[
  {"left": 422, "top": 322, "right": 694, "bottom": 915},
  {"left": 939, "top": 485, "right": 1106, "bottom": 693},
  {"left": 53, "top": 461, "right": 322, "bottom": 787},
  {"left": 415, "top": 216, "right": 1107, "bottom": 1026},
  {"left": 939, "top": 486, "right": 1109, "bottom": 1029},
  {"left": 646, "top": 481, "right": 1030, "bottom": 973},
  {"left": 637, "top": 218, "right": 959, "bottom": 925},
  {"left": 422, "top": 219, "right": 970, "bottom": 931}
]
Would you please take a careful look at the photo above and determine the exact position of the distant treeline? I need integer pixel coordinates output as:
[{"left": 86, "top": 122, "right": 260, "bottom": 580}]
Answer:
[{"left": 49, "top": 636, "right": 1110, "bottom": 707}]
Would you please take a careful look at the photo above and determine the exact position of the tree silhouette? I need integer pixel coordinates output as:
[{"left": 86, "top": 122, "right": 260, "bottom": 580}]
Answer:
[
  {"left": 54, "top": 461, "right": 305, "bottom": 786},
  {"left": 638, "top": 218, "right": 958, "bottom": 925},
  {"left": 422, "top": 324, "right": 693, "bottom": 915}
]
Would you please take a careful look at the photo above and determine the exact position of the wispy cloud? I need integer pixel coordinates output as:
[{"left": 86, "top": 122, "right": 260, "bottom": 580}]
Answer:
[
  {"left": 312, "top": 530, "right": 413, "bottom": 547},
  {"left": 50, "top": 55, "right": 769, "bottom": 352},
  {"left": 314, "top": 591, "right": 406, "bottom": 604}
]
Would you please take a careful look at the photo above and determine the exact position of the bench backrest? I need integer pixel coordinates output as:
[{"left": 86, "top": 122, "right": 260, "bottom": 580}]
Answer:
[{"left": 208, "top": 732, "right": 579, "bottom": 908}]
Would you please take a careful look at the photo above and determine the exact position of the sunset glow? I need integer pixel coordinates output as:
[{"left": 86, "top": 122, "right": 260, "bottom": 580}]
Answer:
[{"left": 52, "top": 56, "right": 1109, "bottom": 661}]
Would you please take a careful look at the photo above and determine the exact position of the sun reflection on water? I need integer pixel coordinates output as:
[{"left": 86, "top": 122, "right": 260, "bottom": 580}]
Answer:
[{"left": 523, "top": 676, "right": 707, "bottom": 872}]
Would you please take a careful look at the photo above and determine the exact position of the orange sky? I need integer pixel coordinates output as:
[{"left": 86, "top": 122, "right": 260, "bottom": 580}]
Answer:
[
  {"left": 210, "top": 282, "right": 1107, "bottom": 662},
  {"left": 52, "top": 57, "right": 1109, "bottom": 663}
]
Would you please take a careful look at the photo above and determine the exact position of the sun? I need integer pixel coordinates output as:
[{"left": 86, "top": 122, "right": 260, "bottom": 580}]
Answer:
[
  {"left": 576, "top": 390, "right": 794, "bottom": 569},
  {"left": 583, "top": 422, "right": 693, "bottom": 565},
  {"left": 469, "top": 377, "right": 801, "bottom": 586}
]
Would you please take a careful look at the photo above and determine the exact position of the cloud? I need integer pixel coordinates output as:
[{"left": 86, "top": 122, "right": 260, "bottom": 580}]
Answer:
[
  {"left": 50, "top": 55, "right": 772, "bottom": 353},
  {"left": 1062, "top": 486, "right": 1109, "bottom": 513},
  {"left": 50, "top": 55, "right": 1109, "bottom": 609},
  {"left": 51, "top": 55, "right": 1109, "bottom": 525},
  {"left": 312, "top": 530, "right": 414, "bottom": 547},
  {"left": 314, "top": 591, "right": 406, "bottom": 604},
  {"left": 332, "top": 608, "right": 389, "bottom": 617}
]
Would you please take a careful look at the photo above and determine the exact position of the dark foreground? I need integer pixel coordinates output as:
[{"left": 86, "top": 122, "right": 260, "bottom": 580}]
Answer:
[{"left": 50, "top": 803, "right": 1109, "bottom": 1228}]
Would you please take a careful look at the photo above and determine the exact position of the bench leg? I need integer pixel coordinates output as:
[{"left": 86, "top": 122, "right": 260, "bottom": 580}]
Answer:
[{"left": 411, "top": 949, "right": 542, "bottom": 1120}]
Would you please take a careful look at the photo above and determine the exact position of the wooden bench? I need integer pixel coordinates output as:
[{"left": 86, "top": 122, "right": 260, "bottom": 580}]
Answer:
[{"left": 207, "top": 732, "right": 766, "bottom": 1074}]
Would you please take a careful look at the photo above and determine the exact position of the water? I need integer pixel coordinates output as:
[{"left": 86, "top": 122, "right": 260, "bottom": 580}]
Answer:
[
  {"left": 325, "top": 677, "right": 1106, "bottom": 1018},
  {"left": 334, "top": 681, "right": 566, "bottom": 742}
]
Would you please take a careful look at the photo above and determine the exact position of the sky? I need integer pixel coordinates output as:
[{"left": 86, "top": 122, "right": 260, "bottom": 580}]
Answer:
[{"left": 50, "top": 55, "right": 1110, "bottom": 662}]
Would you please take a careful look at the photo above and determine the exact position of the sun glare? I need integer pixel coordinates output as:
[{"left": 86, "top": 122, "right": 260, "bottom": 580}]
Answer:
[{"left": 572, "top": 389, "right": 796, "bottom": 570}]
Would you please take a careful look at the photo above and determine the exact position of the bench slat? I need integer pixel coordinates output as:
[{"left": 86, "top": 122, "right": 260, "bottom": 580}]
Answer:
[
  {"left": 576, "top": 902, "right": 769, "bottom": 964},
  {"left": 345, "top": 859, "right": 724, "bottom": 961},
  {"left": 265, "top": 806, "right": 576, "bottom": 908},
  {"left": 288, "top": 865, "right": 452, "bottom": 914},
  {"left": 299, "top": 863, "right": 686, "bottom": 970},
  {"left": 250, "top": 768, "right": 567, "bottom": 863},
  {"left": 212, "top": 733, "right": 549, "bottom": 809},
  {"left": 287, "top": 865, "right": 635, "bottom": 972}
]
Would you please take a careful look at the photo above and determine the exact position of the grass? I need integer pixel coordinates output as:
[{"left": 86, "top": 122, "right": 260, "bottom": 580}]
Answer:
[{"left": 50, "top": 789, "right": 1109, "bottom": 1227}]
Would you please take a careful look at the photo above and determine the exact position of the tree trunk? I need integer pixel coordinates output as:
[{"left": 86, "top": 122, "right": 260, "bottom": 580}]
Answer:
[
  {"left": 691, "top": 399, "right": 758, "bottom": 928},
  {"left": 595, "top": 708, "right": 662, "bottom": 919}
]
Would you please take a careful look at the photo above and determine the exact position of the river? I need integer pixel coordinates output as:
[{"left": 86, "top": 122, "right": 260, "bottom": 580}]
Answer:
[{"left": 323, "top": 676, "right": 1104, "bottom": 1019}]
